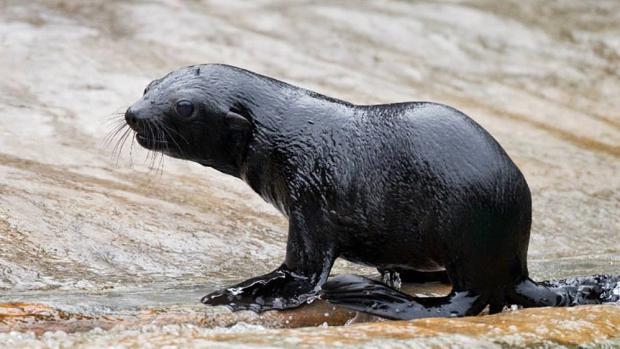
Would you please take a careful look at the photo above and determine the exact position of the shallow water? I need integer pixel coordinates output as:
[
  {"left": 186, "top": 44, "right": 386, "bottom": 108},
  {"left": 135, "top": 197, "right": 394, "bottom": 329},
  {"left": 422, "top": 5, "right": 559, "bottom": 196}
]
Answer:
[{"left": 0, "top": 0, "right": 619, "bottom": 347}]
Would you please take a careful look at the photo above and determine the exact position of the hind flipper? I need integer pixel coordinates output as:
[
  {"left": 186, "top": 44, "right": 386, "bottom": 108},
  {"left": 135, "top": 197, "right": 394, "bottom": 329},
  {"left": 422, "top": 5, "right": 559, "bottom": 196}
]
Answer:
[
  {"left": 540, "top": 274, "right": 620, "bottom": 304},
  {"left": 507, "top": 278, "right": 564, "bottom": 307},
  {"left": 507, "top": 276, "right": 619, "bottom": 308},
  {"left": 322, "top": 274, "right": 487, "bottom": 320}
]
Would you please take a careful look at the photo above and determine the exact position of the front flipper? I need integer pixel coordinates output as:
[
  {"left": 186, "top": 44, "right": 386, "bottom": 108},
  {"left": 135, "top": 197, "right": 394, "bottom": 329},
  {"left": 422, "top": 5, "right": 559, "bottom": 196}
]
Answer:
[
  {"left": 202, "top": 204, "right": 337, "bottom": 313},
  {"left": 201, "top": 265, "right": 318, "bottom": 312}
]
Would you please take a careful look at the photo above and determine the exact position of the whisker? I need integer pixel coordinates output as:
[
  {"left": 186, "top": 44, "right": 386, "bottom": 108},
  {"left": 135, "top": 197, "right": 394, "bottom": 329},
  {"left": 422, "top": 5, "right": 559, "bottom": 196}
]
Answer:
[
  {"left": 129, "top": 133, "right": 135, "bottom": 167},
  {"left": 114, "top": 128, "right": 132, "bottom": 167},
  {"left": 103, "top": 108, "right": 153, "bottom": 171},
  {"left": 153, "top": 119, "right": 175, "bottom": 177},
  {"left": 106, "top": 113, "right": 177, "bottom": 177},
  {"left": 110, "top": 128, "right": 126, "bottom": 159},
  {"left": 151, "top": 123, "right": 159, "bottom": 172},
  {"left": 158, "top": 120, "right": 189, "bottom": 160},
  {"left": 101, "top": 110, "right": 128, "bottom": 134},
  {"left": 143, "top": 125, "right": 152, "bottom": 169},
  {"left": 102, "top": 114, "right": 124, "bottom": 135},
  {"left": 102, "top": 109, "right": 130, "bottom": 157},
  {"left": 160, "top": 124, "right": 167, "bottom": 176},
  {"left": 103, "top": 122, "right": 128, "bottom": 147},
  {"left": 153, "top": 122, "right": 164, "bottom": 176},
  {"left": 160, "top": 116, "right": 190, "bottom": 145},
  {"left": 157, "top": 148, "right": 165, "bottom": 176},
  {"left": 146, "top": 121, "right": 157, "bottom": 172},
  {"left": 103, "top": 115, "right": 126, "bottom": 126}
]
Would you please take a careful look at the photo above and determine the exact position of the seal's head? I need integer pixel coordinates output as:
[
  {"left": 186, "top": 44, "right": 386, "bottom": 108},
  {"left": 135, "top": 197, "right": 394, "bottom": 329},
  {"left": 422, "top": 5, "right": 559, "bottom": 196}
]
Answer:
[{"left": 125, "top": 65, "right": 252, "bottom": 176}]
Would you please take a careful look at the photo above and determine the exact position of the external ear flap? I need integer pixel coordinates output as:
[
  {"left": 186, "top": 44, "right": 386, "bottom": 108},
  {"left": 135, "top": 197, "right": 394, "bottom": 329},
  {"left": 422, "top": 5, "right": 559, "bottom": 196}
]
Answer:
[
  {"left": 225, "top": 109, "right": 251, "bottom": 169},
  {"left": 225, "top": 110, "right": 251, "bottom": 132}
]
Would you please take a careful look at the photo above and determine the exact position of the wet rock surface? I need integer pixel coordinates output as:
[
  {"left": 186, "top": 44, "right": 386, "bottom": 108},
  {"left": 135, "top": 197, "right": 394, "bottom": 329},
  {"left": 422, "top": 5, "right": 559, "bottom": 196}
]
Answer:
[
  {"left": 0, "top": 0, "right": 619, "bottom": 347},
  {"left": 2, "top": 304, "right": 620, "bottom": 348}
]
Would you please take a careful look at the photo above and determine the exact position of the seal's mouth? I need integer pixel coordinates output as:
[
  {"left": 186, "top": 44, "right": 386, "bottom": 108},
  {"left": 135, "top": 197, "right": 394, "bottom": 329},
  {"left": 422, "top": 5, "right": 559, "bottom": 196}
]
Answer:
[{"left": 136, "top": 133, "right": 168, "bottom": 150}]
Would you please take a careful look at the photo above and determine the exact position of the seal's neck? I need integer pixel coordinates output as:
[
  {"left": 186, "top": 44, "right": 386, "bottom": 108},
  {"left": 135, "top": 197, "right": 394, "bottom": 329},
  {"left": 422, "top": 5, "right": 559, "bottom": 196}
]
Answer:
[{"left": 216, "top": 65, "right": 352, "bottom": 215}]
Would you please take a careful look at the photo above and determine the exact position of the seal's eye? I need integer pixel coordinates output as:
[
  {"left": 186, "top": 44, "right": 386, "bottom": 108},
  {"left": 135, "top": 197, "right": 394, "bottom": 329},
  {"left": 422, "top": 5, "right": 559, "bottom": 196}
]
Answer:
[{"left": 175, "top": 100, "right": 194, "bottom": 117}]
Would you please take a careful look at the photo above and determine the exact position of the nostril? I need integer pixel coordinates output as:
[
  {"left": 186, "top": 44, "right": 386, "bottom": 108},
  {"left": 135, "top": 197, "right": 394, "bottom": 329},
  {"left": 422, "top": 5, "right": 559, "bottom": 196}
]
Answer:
[{"left": 125, "top": 108, "right": 137, "bottom": 126}]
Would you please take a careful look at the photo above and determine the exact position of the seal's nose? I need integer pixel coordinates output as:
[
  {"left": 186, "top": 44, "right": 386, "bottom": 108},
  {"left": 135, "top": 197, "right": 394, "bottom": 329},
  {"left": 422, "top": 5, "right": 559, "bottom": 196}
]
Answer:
[
  {"left": 125, "top": 107, "right": 149, "bottom": 133},
  {"left": 125, "top": 107, "right": 144, "bottom": 132}
]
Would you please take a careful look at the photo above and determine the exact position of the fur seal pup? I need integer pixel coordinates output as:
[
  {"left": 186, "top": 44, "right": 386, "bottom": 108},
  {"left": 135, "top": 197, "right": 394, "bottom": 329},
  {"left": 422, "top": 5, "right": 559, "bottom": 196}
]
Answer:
[{"left": 123, "top": 64, "right": 618, "bottom": 319}]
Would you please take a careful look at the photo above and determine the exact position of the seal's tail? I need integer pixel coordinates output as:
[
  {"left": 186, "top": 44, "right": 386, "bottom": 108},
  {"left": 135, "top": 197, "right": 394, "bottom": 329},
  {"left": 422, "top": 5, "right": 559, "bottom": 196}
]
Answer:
[{"left": 321, "top": 274, "right": 620, "bottom": 320}]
